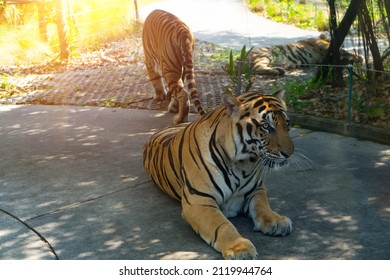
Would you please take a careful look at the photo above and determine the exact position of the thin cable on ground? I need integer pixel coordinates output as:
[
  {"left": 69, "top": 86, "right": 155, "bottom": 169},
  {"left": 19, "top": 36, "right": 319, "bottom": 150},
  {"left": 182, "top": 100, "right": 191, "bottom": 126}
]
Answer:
[{"left": 0, "top": 208, "right": 59, "bottom": 260}]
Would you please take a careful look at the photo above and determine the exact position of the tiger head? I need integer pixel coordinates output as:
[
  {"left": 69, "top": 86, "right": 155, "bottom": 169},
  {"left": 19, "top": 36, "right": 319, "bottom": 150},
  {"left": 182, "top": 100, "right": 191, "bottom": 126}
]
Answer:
[
  {"left": 339, "top": 48, "right": 364, "bottom": 65},
  {"left": 317, "top": 34, "right": 363, "bottom": 66},
  {"left": 222, "top": 91, "right": 294, "bottom": 169}
]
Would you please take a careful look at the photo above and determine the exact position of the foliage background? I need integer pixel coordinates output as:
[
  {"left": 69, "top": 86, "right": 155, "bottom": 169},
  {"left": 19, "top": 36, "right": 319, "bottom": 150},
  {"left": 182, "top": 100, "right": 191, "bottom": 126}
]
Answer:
[{"left": 0, "top": 0, "right": 154, "bottom": 66}]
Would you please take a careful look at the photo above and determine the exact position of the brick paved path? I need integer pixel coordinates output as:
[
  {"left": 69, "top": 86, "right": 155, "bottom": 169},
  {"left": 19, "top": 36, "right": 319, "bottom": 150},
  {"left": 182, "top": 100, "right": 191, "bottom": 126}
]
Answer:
[
  {"left": 24, "top": 66, "right": 228, "bottom": 112},
  {"left": 1, "top": 40, "right": 232, "bottom": 113}
]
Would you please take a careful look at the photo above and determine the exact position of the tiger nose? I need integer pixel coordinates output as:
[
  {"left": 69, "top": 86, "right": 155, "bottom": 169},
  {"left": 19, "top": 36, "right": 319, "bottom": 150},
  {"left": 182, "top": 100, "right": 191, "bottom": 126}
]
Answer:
[{"left": 280, "top": 144, "right": 294, "bottom": 158}]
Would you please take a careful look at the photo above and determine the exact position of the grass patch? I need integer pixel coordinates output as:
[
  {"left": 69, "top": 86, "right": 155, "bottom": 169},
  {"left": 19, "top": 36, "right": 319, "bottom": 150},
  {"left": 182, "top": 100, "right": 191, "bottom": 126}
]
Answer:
[
  {"left": 0, "top": 73, "right": 22, "bottom": 99},
  {"left": 247, "top": 0, "right": 329, "bottom": 31},
  {"left": 285, "top": 76, "right": 325, "bottom": 113}
]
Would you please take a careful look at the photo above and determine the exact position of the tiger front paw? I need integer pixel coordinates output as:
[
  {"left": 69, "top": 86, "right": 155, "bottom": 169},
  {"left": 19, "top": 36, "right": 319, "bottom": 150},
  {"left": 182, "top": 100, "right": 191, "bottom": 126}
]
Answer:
[
  {"left": 222, "top": 237, "right": 258, "bottom": 260},
  {"left": 254, "top": 212, "right": 292, "bottom": 237}
]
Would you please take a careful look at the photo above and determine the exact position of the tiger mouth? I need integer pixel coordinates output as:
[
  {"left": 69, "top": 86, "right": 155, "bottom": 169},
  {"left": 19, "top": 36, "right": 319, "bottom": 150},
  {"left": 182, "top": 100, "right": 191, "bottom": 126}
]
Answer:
[
  {"left": 260, "top": 154, "right": 289, "bottom": 169},
  {"left": 276, "top": 159, "right": 289, "bottom": 167}
]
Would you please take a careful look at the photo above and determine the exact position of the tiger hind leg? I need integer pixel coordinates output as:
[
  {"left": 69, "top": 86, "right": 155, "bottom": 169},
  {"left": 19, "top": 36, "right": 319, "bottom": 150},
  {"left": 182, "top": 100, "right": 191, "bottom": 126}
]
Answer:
[
  {"left": 248, "top": 188, "right": 292, "bottom": 236},
  {"left": 254, "top": 65, "right": 286, "bottom": 76},
  {"left": 145, "top": 60, "right": 167, "bottom": 100},
  {"left": 171, "top": 88, "right": 189, "bottom": 124}
]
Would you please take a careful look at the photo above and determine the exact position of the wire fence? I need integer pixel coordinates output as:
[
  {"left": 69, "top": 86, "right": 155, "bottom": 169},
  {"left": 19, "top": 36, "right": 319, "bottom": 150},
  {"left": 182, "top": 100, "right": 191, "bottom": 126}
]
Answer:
[
  {"left": 233, "top": 57, "right": 389, "bottom": 130},
  {"left": 280, "top": 63, "right": 389, "bottom": 127}
]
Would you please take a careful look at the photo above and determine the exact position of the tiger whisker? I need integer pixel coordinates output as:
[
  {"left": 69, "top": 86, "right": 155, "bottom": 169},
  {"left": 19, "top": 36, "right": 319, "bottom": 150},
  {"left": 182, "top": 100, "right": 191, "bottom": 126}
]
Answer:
[
  {"left": 257, "top": 148, "right": 315, "bottom": 177},
  {"left": 257, "top": 153, "right": 289, "bottom": 176},
  {"left": 289, "top": 150, "right": 317, "bottom": 174}
]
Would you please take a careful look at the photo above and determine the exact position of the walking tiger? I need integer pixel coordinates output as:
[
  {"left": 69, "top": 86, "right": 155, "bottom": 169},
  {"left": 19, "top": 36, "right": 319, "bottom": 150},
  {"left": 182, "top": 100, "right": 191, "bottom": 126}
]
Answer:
[{"left": 142, "top": 9, "right": 205, "bottom": 124}]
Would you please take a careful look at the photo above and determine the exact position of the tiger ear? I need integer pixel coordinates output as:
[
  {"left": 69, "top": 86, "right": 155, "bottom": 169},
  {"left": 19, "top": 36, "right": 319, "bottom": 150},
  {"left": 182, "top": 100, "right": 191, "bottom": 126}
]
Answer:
[
  {"left": 273, "top": 89, "right": 287, "bottom": 110},
  {"left": 221, "top": 94, "right": 241, "bottom": 115}
]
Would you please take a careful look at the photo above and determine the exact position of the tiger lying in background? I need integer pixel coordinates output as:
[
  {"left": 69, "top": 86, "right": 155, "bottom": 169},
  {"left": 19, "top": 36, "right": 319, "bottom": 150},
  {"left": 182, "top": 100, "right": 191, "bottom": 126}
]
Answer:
[
  {"left": 143, "top": 90, "right": 294, "bottom": 259},
  {"left": 249, "top": 35, "right": 363, "bottom": 75},
  {"left": 142, "top": 9, "right": 205, "bottom": 124}
]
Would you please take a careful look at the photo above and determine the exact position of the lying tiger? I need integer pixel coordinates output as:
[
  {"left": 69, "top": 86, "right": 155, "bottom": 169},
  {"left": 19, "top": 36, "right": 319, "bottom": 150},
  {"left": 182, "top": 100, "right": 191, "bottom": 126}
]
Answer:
[
  {"left": 249, "top": 35, "right": 363, "bottom": 75},
  {"left": 143, "top": 90, "right": 294, "bottom": 259}
]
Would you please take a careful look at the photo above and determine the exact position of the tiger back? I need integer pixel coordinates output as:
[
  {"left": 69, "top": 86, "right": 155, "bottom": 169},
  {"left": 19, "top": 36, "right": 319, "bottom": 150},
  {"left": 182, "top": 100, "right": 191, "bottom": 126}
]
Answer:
[
  {"left": 142, "top": 9, "right": 205, "bottom": 124},
  {"left": 143, "top": 90, "right": 294, "bottom": 259},
  {"left": 249, "top": 35, "right": 363, "bottom": 75}
]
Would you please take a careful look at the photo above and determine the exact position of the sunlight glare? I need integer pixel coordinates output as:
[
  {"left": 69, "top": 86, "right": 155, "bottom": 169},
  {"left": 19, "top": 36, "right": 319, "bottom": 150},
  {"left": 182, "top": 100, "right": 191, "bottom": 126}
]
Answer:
[{"left": 374, "top": 149, "right": 390, "bottom": 168}]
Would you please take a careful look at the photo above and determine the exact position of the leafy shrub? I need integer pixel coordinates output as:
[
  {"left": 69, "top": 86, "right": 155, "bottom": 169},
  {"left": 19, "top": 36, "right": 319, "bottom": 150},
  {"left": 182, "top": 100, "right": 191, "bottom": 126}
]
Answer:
[{"left": 224, "top": 45, "right": 255, "bottom": 95}]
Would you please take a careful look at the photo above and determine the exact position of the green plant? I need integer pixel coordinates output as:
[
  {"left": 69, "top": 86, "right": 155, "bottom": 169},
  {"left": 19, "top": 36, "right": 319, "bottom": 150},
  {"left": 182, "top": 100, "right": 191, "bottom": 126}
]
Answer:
[
  {"left": 0, "top": 74, "right": 21, "bottom": 98},
  {"left": 285, "top": 82, "right": 310, "bottom": 113},
  {"left": 224, "top": 45, "right": 255, "bottom": 95},
  {"left": 285, "top": 75, "right": 326, "bottom": 113},
  {"left": 101, "top": 97, "right": 117, "bottom": 107},
  {"left": 354, "top": 91, "right": 389, "bottom": 120},
  {"left": 315, "top": 10, "right": 328, "bottom": 31},
  {"left": 352, "top": 92, "right": 366, "bottom": 115},
  {"left": 0, "top": 74, "right": 11, "bottom": 91},
  {"left": 366, "top": 104, "right": 386, "bottom": 119}
]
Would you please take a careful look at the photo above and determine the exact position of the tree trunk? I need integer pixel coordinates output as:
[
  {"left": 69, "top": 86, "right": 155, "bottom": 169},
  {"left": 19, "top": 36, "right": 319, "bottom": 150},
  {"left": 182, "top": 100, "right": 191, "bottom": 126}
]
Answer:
[
  {"left": 328, "top": 0, "right": 343, "bottom": 87},
  {"left": 37, "top": 3, "right": 48, "bottom": 42},
  {"left": 383, "top": 0, "right": 390, "bottom": 27},
  {"left": 357, "top": 0, "right": 384, "bottom": 75},
  {"left": 379, "top": 0, "right": 390, "bottom": 60},
  {"left": 315, "top": 0, "right": 359, "bottom": 83},
  {"left": 134, "top": 0, "right": 140, "bottom": 23},
  {"left": 55, "top": 0, "right": 70, "bottom": 60}
]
